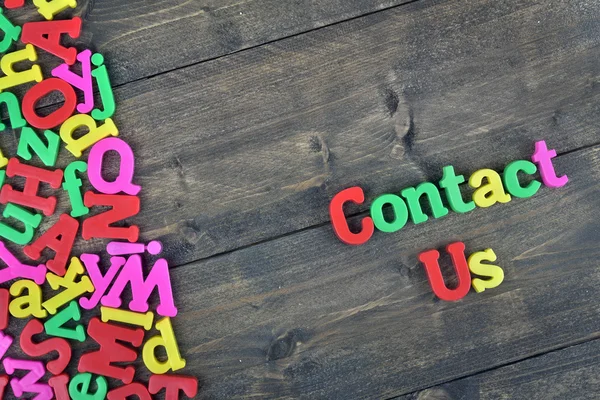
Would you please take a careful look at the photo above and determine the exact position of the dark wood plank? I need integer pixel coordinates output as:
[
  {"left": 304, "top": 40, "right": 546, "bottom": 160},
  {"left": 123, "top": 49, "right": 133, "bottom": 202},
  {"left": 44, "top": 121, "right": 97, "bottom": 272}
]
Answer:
[
  {"left": 84, "top": 0, "right": 417, "bottom": 86},
  {"left": 1, "top": 1, "right": 598, "bottom": 399},
  {"left": 6, "top": 143, "right": 599, "bottom": 398},
  {"left": 4, "top": 0, "right": 418, "bottom": 87},
  {"left": 159, "top": 145, "right": 600, "bottom": 398},
  {"left": 65, "top": 0, "right": 599, "bottom": 267},
  {"left": 394, "top": 339, "right": 600, "bottom": 400},
  {"left": 0, "top": 0, "right": 596, "bottom": 277},
  {"left": 0, "top": 0, "right": 415, "bottom": 113},
  {"left": 3, "top": 0, "right": 599, "bottom": 268}
]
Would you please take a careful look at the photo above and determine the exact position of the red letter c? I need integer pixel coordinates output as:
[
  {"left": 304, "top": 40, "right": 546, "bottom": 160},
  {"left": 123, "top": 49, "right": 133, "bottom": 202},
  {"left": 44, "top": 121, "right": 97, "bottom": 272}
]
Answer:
[{"left": 329, "top": 186, "right": 374, "bottom": 245}]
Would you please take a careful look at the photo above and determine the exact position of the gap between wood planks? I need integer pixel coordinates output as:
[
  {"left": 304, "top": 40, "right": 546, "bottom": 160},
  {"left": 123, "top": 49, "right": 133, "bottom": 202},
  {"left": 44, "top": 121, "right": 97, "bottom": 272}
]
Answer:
[
  {"left": 156, "top": 139, "right": 600, "bottom": 273},
  {"left": 5, "top": 0, "right": 597, "bottom": 271},
  {"left": 7, "top": 0, "right": 427, "bottom": 118},
  {"left": 107, "top": 0, "right": 427, "bottom": 86},
  {"left": 388, "top": 332, "right": 600, "bottom": 400}
]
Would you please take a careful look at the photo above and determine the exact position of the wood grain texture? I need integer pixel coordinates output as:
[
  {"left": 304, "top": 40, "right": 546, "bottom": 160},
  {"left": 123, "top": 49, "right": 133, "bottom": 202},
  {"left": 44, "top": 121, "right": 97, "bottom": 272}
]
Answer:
[
  {"left": 84, "top": 0, "right": 417, "bottom": 86},
  {"left": 0, "top": 0, "right": 598, "bottom": 398},
  {"left": 0, "top": 0, "right": 415, "bottom": 114},
  {"left": 157, "top": 145, "right": 600, "bottom": 399},
  {"left": 2, "top": 0, "right": 599, "bottom": 268},
  {"left": 5, "top": 142, "right": 599, "bottom": 398},
  {"left": 67, "top": 0, "right": 598, "bottom": 267},
  {"left": 395, "top": 339, "right": 600, "bottom": 400}
]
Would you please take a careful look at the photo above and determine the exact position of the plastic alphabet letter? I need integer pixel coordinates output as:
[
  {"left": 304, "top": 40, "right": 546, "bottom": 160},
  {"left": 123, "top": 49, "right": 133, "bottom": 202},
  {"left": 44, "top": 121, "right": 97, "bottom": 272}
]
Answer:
[
  {"left": 531, "top": 140, "right": 569, "bottom": 188},
  {"left": 0, "top": 9, "right": 21, "bottom": 53},
  {"left": 0, "top": 44, "right": 43, "bottom": 92},
  {"left": 3, "top": 357, "right": 53, "bottom": 399},
  {"left": 401, "top": 182, "right": 449, "bottom": 224},
  {"left": 33, "top": 0, "right": 77, "bottom": 21},
  {"left": 44, "top": 300, "right": 86, "bottom": 341},
  {"left": 107, "top": 240, "right": 162, "bottom": 256},
  {"left": 52, "top": 49, "right": 93, "bottom": 114},
  {"left": 0, "top": 241, "right": 46, "bottom": 284},
  {"left": 82, "top": 192, "right": 140, "bottom": 242},
  {"left": 0, "top": 241, "right": 46, "bottom": 283},
  {"left": 78, "top": 317, "right": 144, "bottom": 384},
  {"left": 503, "top": 160, "right": 541, "bottom": 199},
  {"left": 41, "top": 257, "right": 94, "bottom": 314},
  {"left": 88, "top": 137, "right": 141, "bottom": 195},
  {"left": 149, "top": 375, "right": 198, "bottom": 400},
  {"left": 4, "top": 0, "right": 25, "bottom": 8},
  {"left": 79, "top": 254, "right": 125, "bottom": 310},
  {"left": 370, "top": 194, "right": 409, "bottom": 233},
  {"left": 107, "top": 383, "right": 152, "bottom": 400},
  {"left": 0, "top": 331, "right": 12, "bottom": 360},
  {"left": 49, "top": 374, "right": 70, "bottom": 400},
  {"left": 142, "top": 317, "right": 186, "bottom": 374},
  {"left": 0, "top": 376, "right": 8, "bottom": 399},
  {"left": 60, "top": 114, "right": 119, "bottom": 158},
  {"left": 329, "top": 186, "right": 374, "bottom": 245},
  {"left": 0, "top": 92, "right": 26, "bottom": 132},
  {"left": 100, "top": 306, "right": 154, "bottom": 330},
  {"left": 22, "top": 78, "right": 77, "bottom": 129},
  {"left": 102, "top": 255, "right": 178, "bottom": 317},
  {"left": 9, "top": 280, "right": 47, "bottom": 318},
  {"left": 68, "top": 373, "right": 107, "bottom": 400},
  {"left": 0, "top": 289, "right": 8, "bottom": 330},
  {"left": 439, "top": 165, "right": 476, "bottom": 213},
  {"left": 418, "top": 242, "right": 472, "bottom": 302},
  {"left": 21, "top": 18, "right": 81, "bottom": 65},
  {"left": 62, "top": 161, "right": 90, "bottom": 217},
  {"left": 0, "top": 158, "right": 64, "bottom": 216},
  {"left": 20, "top": 319, "right": 71, "bottom": 375},
  {"left": 468, "top": 248, "right": 505, "bottom": 293},
  {"left": 17, "top": 126, "right": 61, "bottom": 167},
  {"left": 469, "top": 168, "right": 512, "bottom": 208},
  {"left": 24, "top": 214, "right": 80, "bottom": 277},
  {"left": 0, "top": 203, "right": 42, "bottom": 245},
  {"left": 91, "top": 53, "right": 115, "bottom": 120}
]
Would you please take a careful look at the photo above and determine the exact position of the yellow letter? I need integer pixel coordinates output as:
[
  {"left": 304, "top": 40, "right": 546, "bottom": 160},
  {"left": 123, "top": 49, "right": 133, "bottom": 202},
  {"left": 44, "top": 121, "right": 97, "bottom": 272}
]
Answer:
[
  {"left": 469, "top": 168, "right": 511, "bottom": 208},
  {"left": 143, "top": 317, "right": 186, "bottom": 374},
  {"left": 9, "top": 279, "right": 46, "bottom": 318},
  {"left": 33, "top": 0, "right": 77, "bottom": 21},
  {"left": 0, "top": 148, "right": 8, "bottom": 168},
  {"left": 42, "top": 257, "right": 94, "bottom": 314},
  {"left": 0, "top": 44, "right": 43, "bottom": 92},
  {"left": 60, "top": 114, "right": 118, "bottom": 157},
  {"left": 468, "top": 248, "right": 504, "bottom": 293},
  {"left": 100, "top": 306, "right": 154, "bottom": 330}
]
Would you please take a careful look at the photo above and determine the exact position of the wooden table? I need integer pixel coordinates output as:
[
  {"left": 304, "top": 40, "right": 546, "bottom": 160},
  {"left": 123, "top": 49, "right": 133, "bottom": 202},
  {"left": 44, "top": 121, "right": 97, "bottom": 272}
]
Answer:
[{"left": 3, "top": 0, "right": 600, "bottom": 398}]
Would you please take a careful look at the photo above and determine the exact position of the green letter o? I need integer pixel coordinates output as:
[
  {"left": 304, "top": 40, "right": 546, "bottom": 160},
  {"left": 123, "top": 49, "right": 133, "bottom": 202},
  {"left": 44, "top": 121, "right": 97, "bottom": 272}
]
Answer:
[{"left": 371, "top": 194, "right": 409, "bottom": 233}]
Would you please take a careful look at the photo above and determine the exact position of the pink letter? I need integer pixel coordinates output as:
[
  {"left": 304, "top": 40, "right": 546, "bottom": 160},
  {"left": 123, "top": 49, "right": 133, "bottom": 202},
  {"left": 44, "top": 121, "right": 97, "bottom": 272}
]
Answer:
[
  {"left": 79, "top": 254, "right": 125, "bottom": 310},
  {"left": 0, "top": 241, "right": 46, "bottom": 285},
  {"left": 102, "top": 255, "right": 177, "bottom": 317},
  {"left": 0, "top": 331, "right": 12, "bottom": 360},
  {"left": 87, "top": 138, "right": 141, "bottom": 195},
  {"left": 51, "top": 49, "right": 93, "bottom": 114},
  {"left": 3, "top": 358, "right": 52, "bottom": 400},
  {"left": 531, "top": 140, "right": 568, "bottom": 188}
]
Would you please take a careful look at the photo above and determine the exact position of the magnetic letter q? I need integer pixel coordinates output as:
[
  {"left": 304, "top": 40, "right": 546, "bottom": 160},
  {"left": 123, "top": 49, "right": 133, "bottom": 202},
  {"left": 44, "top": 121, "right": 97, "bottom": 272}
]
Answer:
[{"left": 87, "top": 137, "right": 141, "bottom": 195}]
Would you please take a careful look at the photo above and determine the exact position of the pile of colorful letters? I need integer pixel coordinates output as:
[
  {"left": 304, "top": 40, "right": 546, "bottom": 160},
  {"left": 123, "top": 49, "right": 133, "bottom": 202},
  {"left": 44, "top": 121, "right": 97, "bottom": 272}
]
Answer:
[{"left": 0, "top": 1, "right": 197, "bottom": 398}]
